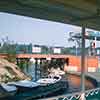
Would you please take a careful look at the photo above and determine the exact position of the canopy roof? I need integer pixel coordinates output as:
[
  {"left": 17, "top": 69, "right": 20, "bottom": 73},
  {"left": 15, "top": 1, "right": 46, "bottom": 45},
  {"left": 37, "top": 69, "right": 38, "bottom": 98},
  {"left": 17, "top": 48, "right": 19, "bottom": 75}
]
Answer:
[{"left": 0, "top": 0, "right": 100, "bottom": 30}]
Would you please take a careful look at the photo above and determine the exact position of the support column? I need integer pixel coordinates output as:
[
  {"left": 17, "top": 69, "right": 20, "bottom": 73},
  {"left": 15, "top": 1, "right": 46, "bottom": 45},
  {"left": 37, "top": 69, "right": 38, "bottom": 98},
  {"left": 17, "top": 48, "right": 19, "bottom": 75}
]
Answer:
[
  {"left": 35, "top": 58, "right": 38, "bottom": 81},
  {"left": 37, "top": 59, "right": 41, "bottom": 79},
  {"left": 26, "top": 58, "right": 29, "bottom": 73},
  {"left": 16, "top": 58, "right": 19, "bottom": 65},
  {"left": 80, "top": 26, "right": 86, "bottom": 100},
  {"left": 40, "top": 59, "right": 42, "bottom": 78}
]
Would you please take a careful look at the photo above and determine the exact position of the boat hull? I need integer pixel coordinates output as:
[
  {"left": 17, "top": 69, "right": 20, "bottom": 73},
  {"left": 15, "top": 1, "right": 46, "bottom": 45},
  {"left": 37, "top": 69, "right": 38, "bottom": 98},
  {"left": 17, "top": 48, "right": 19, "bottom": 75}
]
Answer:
[
  {"left": 0, "top": 84, "right": 17, "bottom": 98},
  {"left": 14, "top": 80, "right": 68, "bottom": 99}
]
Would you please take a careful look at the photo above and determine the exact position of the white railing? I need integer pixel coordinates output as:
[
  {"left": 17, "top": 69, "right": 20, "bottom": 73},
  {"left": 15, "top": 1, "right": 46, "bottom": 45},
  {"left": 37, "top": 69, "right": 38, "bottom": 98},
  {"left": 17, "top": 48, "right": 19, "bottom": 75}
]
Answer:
[{"left": 39, "top": 88, "right": 100, "bottom": 100}]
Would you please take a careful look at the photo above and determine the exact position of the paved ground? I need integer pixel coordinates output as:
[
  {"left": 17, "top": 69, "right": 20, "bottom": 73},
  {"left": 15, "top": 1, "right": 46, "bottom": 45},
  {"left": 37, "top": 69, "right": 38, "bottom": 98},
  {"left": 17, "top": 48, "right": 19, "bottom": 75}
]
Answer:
[
  {"left": 87, "top": 72, "right": 100, "bottom": 82},
  {"left": 86, "top": 72, "right": 100, "bottom": 87},
  {"left": 67, "top": 72, "right": 100, "bottom": 87}
]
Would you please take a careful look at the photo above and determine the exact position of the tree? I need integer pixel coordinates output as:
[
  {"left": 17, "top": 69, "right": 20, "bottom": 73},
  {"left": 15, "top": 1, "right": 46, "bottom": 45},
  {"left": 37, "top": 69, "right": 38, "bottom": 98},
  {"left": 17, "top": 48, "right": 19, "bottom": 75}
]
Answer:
[
  {"left": 68, "top": 32, "right": 81, "bottom": 48},
  {"left": 0, "top": 36, "right": 16, "bottom": 63}
]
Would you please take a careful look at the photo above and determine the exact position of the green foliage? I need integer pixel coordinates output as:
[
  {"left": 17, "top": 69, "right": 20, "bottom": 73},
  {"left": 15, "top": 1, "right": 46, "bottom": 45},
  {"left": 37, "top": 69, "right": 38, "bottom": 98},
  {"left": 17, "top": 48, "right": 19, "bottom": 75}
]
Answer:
[{"left": 0, "top": 37, "right": 16, "bottom": 63}]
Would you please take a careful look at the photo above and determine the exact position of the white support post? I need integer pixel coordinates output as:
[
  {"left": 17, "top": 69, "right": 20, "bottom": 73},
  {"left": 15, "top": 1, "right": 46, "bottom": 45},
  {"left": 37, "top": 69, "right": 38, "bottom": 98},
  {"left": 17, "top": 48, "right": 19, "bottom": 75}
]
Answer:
[{"left": 95, "top": 36, "right": 97, "bottom": 48}]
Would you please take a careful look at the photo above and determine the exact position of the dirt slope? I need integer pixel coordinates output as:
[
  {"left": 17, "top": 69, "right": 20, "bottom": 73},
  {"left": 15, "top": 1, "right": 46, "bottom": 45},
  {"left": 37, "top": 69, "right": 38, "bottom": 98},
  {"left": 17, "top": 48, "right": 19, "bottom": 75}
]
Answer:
[{"left": 0, "top": 58, "right": 31, "bottom": 83}]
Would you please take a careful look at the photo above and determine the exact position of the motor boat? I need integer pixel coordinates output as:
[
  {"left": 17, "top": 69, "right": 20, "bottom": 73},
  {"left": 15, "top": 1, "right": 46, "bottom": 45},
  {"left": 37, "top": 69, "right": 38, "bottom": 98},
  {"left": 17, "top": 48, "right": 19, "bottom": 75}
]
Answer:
[
  {"left": 7, "top": 80, "right": 40, "bottom": 91},
  {"left": 0, "top": 83, "right": 17, "bottom": 98},
  {"left": 34, "top": 75, "right": 68, "bottom": 98}
]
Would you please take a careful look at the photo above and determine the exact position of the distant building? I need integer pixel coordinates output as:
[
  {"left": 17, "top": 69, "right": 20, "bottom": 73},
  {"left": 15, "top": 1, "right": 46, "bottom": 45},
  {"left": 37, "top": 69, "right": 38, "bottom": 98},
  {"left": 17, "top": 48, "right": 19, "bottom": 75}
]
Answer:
[{"left": 15, "top": 43, "right": 100, "bottom": 56}]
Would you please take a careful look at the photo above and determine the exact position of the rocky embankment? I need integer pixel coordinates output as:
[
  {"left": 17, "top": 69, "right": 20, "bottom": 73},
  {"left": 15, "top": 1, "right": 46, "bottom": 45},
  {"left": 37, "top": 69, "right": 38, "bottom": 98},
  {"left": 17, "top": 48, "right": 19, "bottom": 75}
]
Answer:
[{"left": 0, "top": 58, "right": 31, "bottom": 83}]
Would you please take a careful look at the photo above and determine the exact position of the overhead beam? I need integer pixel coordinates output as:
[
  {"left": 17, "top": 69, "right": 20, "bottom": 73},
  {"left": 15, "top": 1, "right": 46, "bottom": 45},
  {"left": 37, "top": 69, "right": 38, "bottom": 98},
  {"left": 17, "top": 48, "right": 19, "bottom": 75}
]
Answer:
[{"left": 0, "top": 0, "right": 100, "bottom": 31}]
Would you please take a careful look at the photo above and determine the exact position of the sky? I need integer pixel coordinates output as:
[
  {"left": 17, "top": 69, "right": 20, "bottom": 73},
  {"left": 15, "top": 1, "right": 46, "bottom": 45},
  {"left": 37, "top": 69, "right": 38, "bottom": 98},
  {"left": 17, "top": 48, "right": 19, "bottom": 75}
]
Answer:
[{"left": 0, "top": 12, "right": 99, "bottom": 47}]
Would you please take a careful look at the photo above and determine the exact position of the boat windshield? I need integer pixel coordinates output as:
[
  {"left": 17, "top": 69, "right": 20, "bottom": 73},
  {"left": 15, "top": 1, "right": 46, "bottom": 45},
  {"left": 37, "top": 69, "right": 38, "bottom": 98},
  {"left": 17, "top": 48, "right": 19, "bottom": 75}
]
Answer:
[{"left": 53, "top": 76, "right": 59, "bottom": 80}]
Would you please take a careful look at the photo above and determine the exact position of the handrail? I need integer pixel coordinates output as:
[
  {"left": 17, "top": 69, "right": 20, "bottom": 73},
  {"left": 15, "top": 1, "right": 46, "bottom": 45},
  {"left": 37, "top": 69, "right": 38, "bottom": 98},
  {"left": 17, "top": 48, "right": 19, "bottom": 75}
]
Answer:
[{"left": 39, "top": 88, "right": 100, "bottom": 100}]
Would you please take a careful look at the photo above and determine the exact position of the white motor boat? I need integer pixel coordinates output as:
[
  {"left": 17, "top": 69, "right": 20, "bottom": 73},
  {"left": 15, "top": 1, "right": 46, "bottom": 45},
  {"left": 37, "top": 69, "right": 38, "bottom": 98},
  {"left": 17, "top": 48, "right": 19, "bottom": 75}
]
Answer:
[
  {"left": 34, "top": 74, "right": 68, "bottom": 99},
  {"left": 37, "top": 75, "right": 61, "bottom": 85}
]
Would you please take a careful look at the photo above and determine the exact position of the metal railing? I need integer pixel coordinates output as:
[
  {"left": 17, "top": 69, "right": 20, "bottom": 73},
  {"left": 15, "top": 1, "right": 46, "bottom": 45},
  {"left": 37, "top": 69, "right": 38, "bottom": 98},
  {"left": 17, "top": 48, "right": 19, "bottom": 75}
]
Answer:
[{"left": 39, "top": 88, "right": 100, "bottom": 100}]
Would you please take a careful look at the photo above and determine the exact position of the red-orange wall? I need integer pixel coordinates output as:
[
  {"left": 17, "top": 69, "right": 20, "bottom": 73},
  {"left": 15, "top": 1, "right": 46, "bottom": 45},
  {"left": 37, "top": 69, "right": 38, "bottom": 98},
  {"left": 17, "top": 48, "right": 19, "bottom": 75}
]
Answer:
[{"left": 64, "top": 55, "right": 98, "bottom": 72}]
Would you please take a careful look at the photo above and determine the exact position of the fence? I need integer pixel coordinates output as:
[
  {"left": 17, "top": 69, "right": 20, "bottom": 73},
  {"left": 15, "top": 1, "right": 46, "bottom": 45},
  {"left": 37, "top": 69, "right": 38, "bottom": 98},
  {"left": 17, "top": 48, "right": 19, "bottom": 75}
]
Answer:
[{"left": 39, "top": 88, "right": 100, "bottom": 100}]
